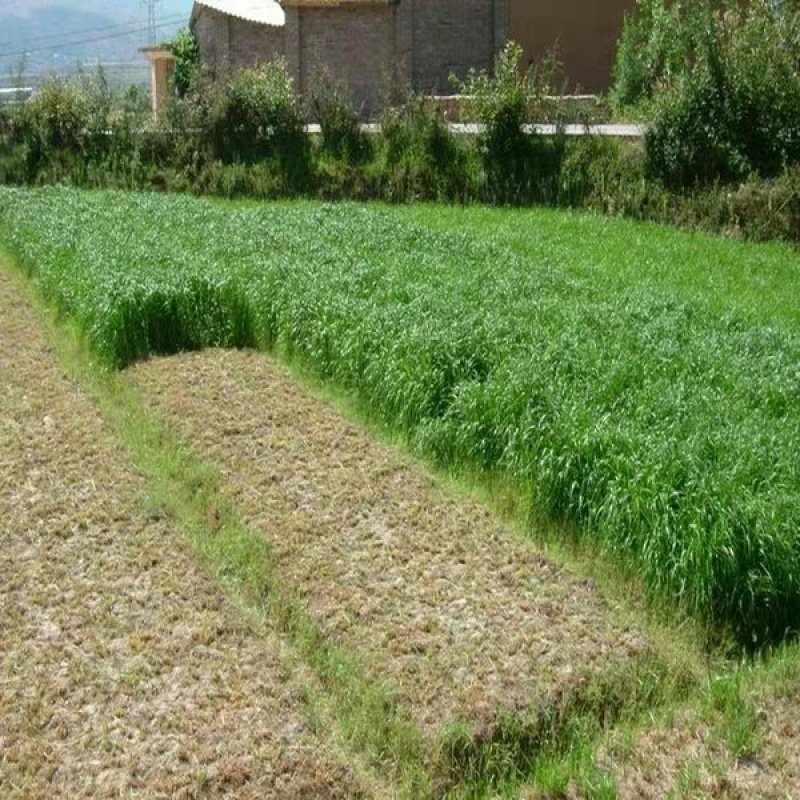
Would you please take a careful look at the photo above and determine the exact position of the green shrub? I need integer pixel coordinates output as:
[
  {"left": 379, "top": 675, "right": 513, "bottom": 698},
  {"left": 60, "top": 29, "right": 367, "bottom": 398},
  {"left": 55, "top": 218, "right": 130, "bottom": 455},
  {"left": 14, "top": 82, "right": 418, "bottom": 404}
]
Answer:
[
  {"left": 622, "top": 1, "right": 800, "bottom": 186},
  {"left": 168, "top": 28, "right": 201, "bottom": 99},
  {"left": 206, "top": 61, "right": 310, "bottom": 187},
  {"left": 1, "top": 71, "right": 156, "bottom": 184},
  {"left": 725, "top": 3, "right": 800, "bottom": 176},
  {"left": 558, "top": 136, "right": 644, "bottom": 209},
  {"left": 645, "top": 61, "right": 748, "bottom": 187},
  {"left": 309, "top": 70, "right": 371, "bottom": 164},
  {"left": 379, "top": 96, "right": 475, "bottom": 201},
  {"left": 460, "top": 43, "right": 564, "bottom": 204},
  {"left": 118, "top": 84, "right": 151, "bottom": 116},
  {"left": 12, "top": 77, "right": 92, "bottom": 176},
  {"left": 611, "top": 0, "right": 691, "bottom": 111},
  {"left": 0, "top": 105, "right": 11, "bottom": 142}
]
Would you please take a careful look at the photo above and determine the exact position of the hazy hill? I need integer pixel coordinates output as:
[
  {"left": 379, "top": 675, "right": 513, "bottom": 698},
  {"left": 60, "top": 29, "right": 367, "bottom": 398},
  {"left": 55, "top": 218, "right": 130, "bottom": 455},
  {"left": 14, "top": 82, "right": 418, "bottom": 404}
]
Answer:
[{"left": 0, "top": 0, "right": 192, "bottom": 85}]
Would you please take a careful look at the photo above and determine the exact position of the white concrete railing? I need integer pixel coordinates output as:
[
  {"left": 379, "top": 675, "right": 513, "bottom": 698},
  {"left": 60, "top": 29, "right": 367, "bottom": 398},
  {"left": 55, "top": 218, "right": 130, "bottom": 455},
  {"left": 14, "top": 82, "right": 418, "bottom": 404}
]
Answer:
[
  {"left": 303, "top": 122, "right": 646, "bottom": 139},
  {"left": 86, "top": 122, "right": 647, "bottom": 139}
]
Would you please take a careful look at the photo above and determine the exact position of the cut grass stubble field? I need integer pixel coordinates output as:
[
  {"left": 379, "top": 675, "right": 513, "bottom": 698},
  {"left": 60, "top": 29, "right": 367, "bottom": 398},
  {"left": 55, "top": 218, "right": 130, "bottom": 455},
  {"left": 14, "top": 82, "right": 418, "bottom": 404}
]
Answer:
[
  {"left": 130, "top": 348, "right": 650, "bottom": 786},
  {"left": 0, "top": 269, "right": 365, "bottom": 799},
  {"left": 1, "top": 187, "right": 798, "bottom": 643},
  {"left": 0, "top": 262, "right": 675, "bottom": 798}
]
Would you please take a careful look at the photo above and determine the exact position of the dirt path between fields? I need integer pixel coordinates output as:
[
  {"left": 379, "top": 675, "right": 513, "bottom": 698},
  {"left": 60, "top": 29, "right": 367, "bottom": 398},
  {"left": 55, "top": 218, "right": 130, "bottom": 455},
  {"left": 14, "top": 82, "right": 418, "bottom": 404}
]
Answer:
[
  {"left": 132, "top": 349, "right": 649, "bottom": 750},
  {"left": 0, "top": 272, "right": 364, "bottom": 798}
]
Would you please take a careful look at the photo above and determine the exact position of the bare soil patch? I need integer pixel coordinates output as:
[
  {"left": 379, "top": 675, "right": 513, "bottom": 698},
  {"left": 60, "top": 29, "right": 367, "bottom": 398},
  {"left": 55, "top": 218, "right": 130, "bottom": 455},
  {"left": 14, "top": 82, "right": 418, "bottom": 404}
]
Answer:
[
  {"left": 0, "top": 273, "right": 363, "bottom": 799},
  {"left": 132, "top": 349, "right": 648, "bottom": 750}
]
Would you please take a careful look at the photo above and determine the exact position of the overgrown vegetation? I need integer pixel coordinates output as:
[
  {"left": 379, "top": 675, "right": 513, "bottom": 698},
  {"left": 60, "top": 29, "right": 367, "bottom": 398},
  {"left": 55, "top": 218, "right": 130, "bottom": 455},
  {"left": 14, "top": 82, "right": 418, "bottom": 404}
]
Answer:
[
  {"left": 206, "top": 61, "right": 311, "bottom": 188},
  {"left": 1, "top": 38, "right": 797, "bottom": 244},
  {"left": 168, "top": 28, "right": 200, "bottom": 98},
  {"left": 613, "top": 0, "right": 800, "bottom": 186},
  {"left": 2, "top": 186, "right": 799, "bottom": 646},
  {"left": 459, "top": 43, "right": 564, "bottom": 203},
  {"left": 310, "top": 69, "right": 372, "bottom": 164}
]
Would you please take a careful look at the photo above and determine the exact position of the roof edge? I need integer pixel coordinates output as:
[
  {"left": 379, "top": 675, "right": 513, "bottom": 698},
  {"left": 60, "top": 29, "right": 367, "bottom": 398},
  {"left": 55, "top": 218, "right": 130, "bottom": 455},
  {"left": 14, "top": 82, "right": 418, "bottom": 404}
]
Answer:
[{"left": 190, "top": 0, "right": 286, "bottom": 27}]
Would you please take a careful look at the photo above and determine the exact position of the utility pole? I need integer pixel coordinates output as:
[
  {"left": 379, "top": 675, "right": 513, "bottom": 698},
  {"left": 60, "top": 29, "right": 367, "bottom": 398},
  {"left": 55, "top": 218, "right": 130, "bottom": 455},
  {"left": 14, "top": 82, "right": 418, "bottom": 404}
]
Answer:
[{"left": 142, "top": 0, "right": 162, "bottom": 46}]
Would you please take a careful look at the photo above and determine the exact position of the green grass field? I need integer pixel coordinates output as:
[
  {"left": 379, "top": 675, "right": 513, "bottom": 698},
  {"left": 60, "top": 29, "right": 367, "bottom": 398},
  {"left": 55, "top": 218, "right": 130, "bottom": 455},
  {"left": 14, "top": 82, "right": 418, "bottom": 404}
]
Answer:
[{"left": 2, "top": 186, "right": 798, "bottom": 643}]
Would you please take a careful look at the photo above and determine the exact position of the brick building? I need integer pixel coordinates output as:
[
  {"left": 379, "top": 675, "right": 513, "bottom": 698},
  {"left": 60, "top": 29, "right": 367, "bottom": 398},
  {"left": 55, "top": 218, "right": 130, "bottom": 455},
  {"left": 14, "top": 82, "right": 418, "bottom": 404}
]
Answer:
[{"left": 188, "top": 0, "right": 635, "bottom": 112}]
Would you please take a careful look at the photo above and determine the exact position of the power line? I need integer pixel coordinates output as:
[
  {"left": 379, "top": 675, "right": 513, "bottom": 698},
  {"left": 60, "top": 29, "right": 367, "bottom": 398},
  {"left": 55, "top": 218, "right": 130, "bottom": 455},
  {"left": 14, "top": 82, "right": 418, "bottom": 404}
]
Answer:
[
  {"left": 0, "top": 18, "right": 186, "bottom": 60},
  {"left": 0, "top": 12, "right": 185, "bottom": 50},
  {"left": 142, "top": 0, "right": 164, "bottom": 46},
  {"left": 0, "top": 64, "right": 150, "bottom": 82}
]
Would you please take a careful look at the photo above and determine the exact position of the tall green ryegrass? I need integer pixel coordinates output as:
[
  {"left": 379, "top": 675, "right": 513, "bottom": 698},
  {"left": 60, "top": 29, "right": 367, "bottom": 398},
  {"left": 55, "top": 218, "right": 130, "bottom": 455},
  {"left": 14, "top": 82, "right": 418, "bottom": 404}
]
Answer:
[{"left": 1, "top": 186, "right": 798, "bottom": 644}]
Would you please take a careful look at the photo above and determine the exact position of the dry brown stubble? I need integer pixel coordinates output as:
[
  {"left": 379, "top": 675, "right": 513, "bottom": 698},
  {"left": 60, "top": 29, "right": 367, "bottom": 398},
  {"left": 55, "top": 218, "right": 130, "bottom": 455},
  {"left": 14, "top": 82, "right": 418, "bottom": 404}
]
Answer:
[
  {"left": 131, "top": 349, "right": 649, "bottom": 748},
  {"left": 0, "top": 271, "right": 364, "bottom": 799},
  {"left": 613, "top": 691, "right": 800, "bottom": 798}
]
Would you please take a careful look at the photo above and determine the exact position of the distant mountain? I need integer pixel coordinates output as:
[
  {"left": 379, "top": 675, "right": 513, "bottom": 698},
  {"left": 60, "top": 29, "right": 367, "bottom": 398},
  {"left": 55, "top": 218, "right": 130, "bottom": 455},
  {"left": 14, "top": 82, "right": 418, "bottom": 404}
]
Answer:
[{"left": 0, "top": 0, "right": 193, "bottom": 85}]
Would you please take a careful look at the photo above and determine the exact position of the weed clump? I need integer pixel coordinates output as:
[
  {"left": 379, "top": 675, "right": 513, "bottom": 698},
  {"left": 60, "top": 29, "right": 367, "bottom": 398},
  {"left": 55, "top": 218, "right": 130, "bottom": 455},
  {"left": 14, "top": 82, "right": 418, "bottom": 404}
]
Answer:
[{"left": 460, "top": 43, "right": 565, "bottom": 204}]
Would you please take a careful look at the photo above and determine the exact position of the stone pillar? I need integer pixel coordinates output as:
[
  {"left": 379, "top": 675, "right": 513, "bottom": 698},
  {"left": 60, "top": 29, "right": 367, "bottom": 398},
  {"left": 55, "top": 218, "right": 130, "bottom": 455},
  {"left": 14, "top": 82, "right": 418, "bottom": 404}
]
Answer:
[
  {"left": 142, "top": 48, "right": 176, "bottom": 116},
  {"left": 284, "top": 6, "right": 302, "bottom": 95}
]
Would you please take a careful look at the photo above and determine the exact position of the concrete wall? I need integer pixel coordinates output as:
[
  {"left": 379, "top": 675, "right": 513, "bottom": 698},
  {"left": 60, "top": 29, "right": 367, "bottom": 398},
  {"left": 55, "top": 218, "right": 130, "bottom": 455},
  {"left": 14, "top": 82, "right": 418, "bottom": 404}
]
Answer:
[
  {"left": 194, "top": 6, "right": 284, "bottom": 77},
  {"left": 507, "top": 0, "right": 635, "bottom": 92},
  {"left": 144, "top": 50, "right": 176, "bottom": 115}
]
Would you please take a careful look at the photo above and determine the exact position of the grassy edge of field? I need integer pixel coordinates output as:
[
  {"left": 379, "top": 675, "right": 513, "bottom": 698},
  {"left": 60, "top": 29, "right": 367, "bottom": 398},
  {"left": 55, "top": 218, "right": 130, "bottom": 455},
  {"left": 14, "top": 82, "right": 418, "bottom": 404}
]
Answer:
[{"left": 1, "top": 250, "right": 787, "bottom": 798}]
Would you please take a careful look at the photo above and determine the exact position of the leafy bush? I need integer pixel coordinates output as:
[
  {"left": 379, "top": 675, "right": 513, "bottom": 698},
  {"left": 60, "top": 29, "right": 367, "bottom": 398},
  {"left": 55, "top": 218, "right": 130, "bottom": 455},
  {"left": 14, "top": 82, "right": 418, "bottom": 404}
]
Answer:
[
  {"left": 460, "top": 43, "right": 563, "bottom": 203},
  {"left": 380, "top": 95, "right": 475, "bottom": 201},
  {"left": 11, "top": 77, "right": 92, "bottom": 175},
  {"left": 645, "top": 61, "right": 748, "bottom": 187},
  {"left": 611, "top": 0, "right": 692, "bottom": 110},
  {"left": 655, "top": 3, "right": 800, "bottom": 185},
  {"left": 309, "top": 70, "right": 371, "bottom": 164},
  {"left": 725, "top": 3, "right": 800, "bottom": 175},
  {"left": 0, "top": 105, "right": 11, "bottom": 141},
  {"left": 168, "top": 29, "right": 201, "bottom": 99},
  {"left": 616, "top": 0, "right": 800, "bottom": 186},
  {"left": 0, "top": 71, "right": 158, "bottom": 183},
  {"left": 206, "top": 61, "right": 309, "bottom": 185}
]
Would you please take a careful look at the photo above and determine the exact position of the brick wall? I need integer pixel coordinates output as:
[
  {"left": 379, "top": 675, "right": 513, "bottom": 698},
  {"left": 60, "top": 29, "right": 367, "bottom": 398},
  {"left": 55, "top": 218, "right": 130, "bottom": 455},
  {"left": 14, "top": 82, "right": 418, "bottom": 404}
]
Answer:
[
  {"left": 193, "top": 0, "right": 632, "bottom": 112},
  {"left": 228, "top": 16, "right": 284, "bottom": 71},
  {"left": 402, "top": 0, "right": 500, "bottom": 94},
  {"left": 192, "top": 0, "right": 630, "bottom": 103},
  {"left": 194, "top": 6, "right": 284, "bottom": 77},
  {"left": 194, "top": 7, "right": 230, "bottom": 76},
  {"left": 295, "top": 5, "right": 398, "bottom": 114}
]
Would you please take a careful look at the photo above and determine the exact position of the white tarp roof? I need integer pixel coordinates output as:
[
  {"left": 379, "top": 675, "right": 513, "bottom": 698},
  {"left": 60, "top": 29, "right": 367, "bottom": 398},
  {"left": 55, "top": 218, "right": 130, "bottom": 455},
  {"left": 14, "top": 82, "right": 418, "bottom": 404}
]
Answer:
[{"left": 192, "top": 0, "right": 285, "bottom": 26}]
